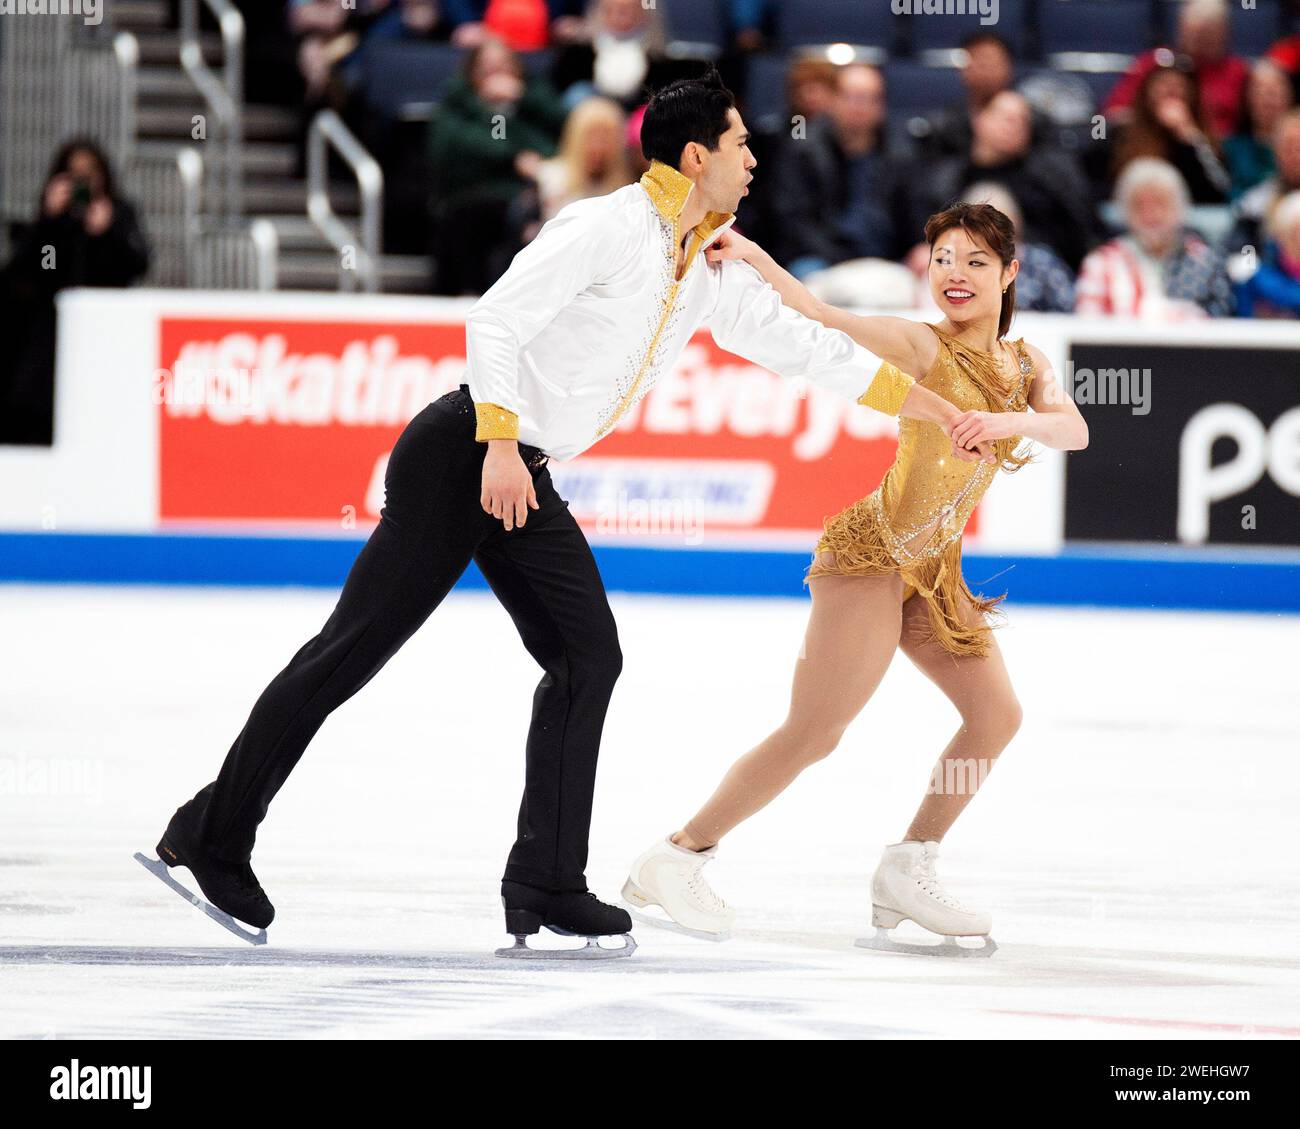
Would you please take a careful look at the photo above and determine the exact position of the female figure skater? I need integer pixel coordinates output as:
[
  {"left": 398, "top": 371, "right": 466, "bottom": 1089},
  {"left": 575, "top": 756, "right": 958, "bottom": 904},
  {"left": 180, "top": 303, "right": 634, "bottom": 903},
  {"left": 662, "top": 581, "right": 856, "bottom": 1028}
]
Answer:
[{"left": 625, "top": 202, "right": 1088, "bottom": 951}]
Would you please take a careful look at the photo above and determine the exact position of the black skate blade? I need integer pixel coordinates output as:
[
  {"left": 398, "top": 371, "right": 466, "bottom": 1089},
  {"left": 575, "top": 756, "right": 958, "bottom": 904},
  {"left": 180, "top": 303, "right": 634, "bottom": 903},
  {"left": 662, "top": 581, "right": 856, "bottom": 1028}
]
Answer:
[
  {"left": 133, "top": 852, "right": 268, "bottom": 946},
  {"left": 622, "top": 902, "right": 730, "bottom": 943},
  {"left": 855, "top": 926, "right": 997, "bottom": 959},
  {"left": 494, "top": 932, "right": 637, "bottom": 960}
]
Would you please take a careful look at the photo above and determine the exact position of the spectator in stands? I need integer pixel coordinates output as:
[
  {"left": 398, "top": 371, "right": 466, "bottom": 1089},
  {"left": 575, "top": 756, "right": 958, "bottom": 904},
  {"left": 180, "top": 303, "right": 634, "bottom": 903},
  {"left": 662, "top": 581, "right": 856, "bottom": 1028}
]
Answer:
[
  {"left": 550, "top": 0, "right": 672, "bottom": 111},
  {"left": 1224, "top": 59, "right": 1294, "bottom": 200},
  {"left": 918, "top": 31, "right": 1015, "bottom": 161},
  {"left": 443, "top": 0, "right": 586, "bottom": 51},
  {"left": 786, "top": 56, "right": 839, "bottom": 126},
  {"left": 768, "top": 63, "right": 915, "bottom": 279},
  {"left": 1226, "top": 108, "right": 1300, "bottom": 253},
  {"left": 726, "top": 0, "right": 776, "bottom": 55},
  {"left": 529, "top": 96, "right": 633, "bottom": 229},
  {"left": 0, "top": 139, "right": 150, "bottom": 445},
  {"left": 919, "top": 90, "right": 1098, "bottom": 270},
  {"left": 1233, "top": 189, "right": 1300, "bottom": 316},
  {"left": 1103, "top": 0, "right": 1249, "bottom": 141},
  {"left": 427, "top": 36, "right": 568, "bottom": 294},
  {"left": 1076, "top": 157, "right": 1233, "bottom": 319},
  {"left": 960, "top": 181, "right": 1075, "bottom": 313},
  {"left": 1112, "top": 60, "right": 1231, "bottom": 204}
]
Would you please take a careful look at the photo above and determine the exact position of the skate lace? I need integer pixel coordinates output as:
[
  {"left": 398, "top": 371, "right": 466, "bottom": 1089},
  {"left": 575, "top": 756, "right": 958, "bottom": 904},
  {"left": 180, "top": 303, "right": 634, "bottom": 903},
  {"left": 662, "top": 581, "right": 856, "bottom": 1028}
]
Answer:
[
  {"left": 684, "top": 859, "right": 728, "bottom": 912},
  {"left": 911, "top": 850, "right": 968, "bottom": 912}
]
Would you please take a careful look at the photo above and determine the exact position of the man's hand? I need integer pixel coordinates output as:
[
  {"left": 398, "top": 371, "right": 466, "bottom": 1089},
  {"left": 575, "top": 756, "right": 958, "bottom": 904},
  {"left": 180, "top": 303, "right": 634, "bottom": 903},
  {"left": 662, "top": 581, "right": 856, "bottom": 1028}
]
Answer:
[{"left": 481, "top": 440, "right": 538, "bottom": 531}]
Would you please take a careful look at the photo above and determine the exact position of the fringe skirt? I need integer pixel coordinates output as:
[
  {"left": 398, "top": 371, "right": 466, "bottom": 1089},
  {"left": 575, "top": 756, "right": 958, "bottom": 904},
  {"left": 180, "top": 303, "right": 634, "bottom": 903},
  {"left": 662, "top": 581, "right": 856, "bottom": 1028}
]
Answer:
[{"left": 803, "top": 493, "right": 1006, "bottom": 659}]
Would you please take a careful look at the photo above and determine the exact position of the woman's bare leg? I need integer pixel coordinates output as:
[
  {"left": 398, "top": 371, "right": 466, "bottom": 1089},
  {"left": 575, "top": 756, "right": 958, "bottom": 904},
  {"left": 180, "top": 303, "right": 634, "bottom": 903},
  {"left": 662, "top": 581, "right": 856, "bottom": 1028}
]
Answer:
[
  {"left": 674, "top": 564, "right": 905, "bottom": 850},
  {"left": 895, "top": 594, "right": 1023, "bottom": 844}
]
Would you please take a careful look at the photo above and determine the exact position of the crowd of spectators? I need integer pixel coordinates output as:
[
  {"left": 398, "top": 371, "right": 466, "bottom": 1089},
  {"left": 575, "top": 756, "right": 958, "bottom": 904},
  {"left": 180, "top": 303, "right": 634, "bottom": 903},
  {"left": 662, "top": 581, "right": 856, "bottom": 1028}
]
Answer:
[{"left": 280, "top": 0, "right": 1298, "bottom": 320}]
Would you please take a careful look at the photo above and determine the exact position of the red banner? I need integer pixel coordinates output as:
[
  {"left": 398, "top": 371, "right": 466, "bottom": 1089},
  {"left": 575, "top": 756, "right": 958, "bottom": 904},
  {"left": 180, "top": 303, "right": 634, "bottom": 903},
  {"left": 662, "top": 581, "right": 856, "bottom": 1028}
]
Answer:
[{"left": 157, "top": 316, "right": 937, "bottom": 540}]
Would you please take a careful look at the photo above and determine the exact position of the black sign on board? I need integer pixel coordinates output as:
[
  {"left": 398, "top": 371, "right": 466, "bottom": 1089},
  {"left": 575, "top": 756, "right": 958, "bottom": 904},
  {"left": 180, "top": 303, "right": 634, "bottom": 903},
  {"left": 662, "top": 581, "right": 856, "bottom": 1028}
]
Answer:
[{"left": 1064, "top": 343, "right": 1300, "bottom": 546}]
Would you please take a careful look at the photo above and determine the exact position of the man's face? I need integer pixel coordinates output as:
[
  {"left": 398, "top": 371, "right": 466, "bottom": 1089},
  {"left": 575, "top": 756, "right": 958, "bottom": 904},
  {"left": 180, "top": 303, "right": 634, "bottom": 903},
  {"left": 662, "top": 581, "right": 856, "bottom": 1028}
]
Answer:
[
  {"left": 963, "top": 41, "right": 1012, "bottom": 103},
  {"left": 1179, "top": 11, "right": 1227, "bottom": 60},
  {"left": 692, "top": 107, "right": 756, "bottom": 214},
  {"left": 1127, "top": 185, "right": 1181, "bottom": 247},
  {"left": 831, "top": 65, "right": 886, "bottom": 135},
  {"left": 974, "top": 92, "right": 1031, "bottom": 159}
]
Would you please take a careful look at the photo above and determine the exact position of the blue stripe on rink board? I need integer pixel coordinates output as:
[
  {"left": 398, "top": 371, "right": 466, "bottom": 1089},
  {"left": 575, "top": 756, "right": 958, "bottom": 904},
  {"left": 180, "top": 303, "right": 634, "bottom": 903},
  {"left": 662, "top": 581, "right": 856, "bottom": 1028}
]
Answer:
[{"left": 1, "top": 532, "right": 1298, "bottom": 613}]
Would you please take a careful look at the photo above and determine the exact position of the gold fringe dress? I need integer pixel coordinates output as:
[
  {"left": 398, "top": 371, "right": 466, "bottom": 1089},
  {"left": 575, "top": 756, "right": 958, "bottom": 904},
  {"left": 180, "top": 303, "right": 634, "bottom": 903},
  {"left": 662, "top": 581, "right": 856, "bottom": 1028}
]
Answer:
[{"left": 806, "top": 324, "right": 1036, "bottom": 659}]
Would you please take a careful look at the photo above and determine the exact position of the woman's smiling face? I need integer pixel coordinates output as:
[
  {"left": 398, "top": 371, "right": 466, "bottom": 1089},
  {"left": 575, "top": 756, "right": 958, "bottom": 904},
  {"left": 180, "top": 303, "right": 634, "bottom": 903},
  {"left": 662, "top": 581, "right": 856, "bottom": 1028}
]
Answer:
[{"left": 928, "top": 226, "right": 1012, "bottom": 323}]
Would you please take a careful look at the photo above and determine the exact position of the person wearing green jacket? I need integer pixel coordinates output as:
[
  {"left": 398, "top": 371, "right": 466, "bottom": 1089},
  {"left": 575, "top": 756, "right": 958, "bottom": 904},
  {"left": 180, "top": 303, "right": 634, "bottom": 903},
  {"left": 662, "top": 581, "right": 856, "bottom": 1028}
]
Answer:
[{"left": 429, "top": 38, "right": 569, "bottom": 293}]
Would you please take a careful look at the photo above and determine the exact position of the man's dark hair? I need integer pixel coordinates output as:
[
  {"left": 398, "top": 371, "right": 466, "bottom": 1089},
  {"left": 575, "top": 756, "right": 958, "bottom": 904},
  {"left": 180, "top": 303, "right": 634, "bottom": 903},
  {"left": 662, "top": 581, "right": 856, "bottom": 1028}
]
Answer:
[
  {"left": 959, "top": 30, "right": 1013, "bottom": 56},
  {"left": 640, "top": 65, "right": 737, "bottom": 169}
]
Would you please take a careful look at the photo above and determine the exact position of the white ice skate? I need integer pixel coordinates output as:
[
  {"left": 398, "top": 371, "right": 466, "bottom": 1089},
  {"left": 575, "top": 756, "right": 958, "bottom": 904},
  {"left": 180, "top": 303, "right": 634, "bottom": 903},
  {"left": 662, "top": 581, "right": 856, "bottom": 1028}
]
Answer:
[
  {"left": 855, "top": 840, "right": 997, "bottom": 958},
  {"left": 622, "top": 837, "right": 735, "bottom": 941}
]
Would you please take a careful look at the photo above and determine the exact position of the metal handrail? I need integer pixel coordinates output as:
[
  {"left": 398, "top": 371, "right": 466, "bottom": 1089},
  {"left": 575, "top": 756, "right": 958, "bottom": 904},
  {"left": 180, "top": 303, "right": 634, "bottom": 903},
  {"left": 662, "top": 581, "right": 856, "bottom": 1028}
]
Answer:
[
  {"left": 248, "top": 218, "right": 279, "bottom": 291},
  {"left": 307, "top": 110, "right": 383, "bottom": 293},
  {"left": 179, "top": 0, "right": 243, "bottom": 216},
  {"left": 113, "top": 32, "right": 139, "bottom": 169}
]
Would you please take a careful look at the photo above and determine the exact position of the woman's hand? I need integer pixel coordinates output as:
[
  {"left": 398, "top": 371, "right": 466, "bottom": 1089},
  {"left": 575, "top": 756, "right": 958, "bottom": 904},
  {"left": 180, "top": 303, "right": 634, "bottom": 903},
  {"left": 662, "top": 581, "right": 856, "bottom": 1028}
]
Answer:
[
  {"left": 705, "top": 228, "right": 760, "bottom": 266},
  {"left": 948, "top": 409, "right": 1019, "bottom": 450}
]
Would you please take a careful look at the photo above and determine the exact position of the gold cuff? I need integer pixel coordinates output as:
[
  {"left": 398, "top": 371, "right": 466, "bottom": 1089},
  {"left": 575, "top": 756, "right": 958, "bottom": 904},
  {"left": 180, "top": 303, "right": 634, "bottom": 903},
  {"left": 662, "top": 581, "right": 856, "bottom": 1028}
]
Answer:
[
  {"left": 857, "top": 361, "right": 915, "bottom": 416},
  {"left": 474, "top": 401, "right": 519, "bottom": 442}
]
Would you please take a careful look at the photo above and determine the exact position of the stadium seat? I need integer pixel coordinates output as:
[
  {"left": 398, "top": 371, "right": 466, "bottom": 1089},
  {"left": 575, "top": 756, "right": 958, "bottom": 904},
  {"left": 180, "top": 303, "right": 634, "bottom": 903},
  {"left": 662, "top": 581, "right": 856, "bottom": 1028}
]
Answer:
[
  {"left": 360, "top": 42, "right": 555, "bottom": 122},
  {"left": 883, "top": 61, "right": 967, "bottom": 125},
  {"left": 742, "top": 52, "right": 792, "bottom": 129},
  {"left": 660, "top": 0, "right": 727, "bottom": 51},
  {"left": 1038, "top": 0, "right": 1156, "bottom": 57},
  {"left": 360, "top": 41, "right": 465, "bottom": 120},
  {"left": 774, "top": 0, "right": 898, "bottom": 51},
  {"left": 906, "top": 0, "right": 1029, "bottom": 56}
]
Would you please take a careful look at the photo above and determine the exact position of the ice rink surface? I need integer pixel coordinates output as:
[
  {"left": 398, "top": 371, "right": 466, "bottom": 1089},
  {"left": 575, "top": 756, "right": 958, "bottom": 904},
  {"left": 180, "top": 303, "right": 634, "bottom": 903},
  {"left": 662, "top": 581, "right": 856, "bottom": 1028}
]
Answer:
[{"left": 1, "top": 582, "right": 1297, "bottom": 1040}]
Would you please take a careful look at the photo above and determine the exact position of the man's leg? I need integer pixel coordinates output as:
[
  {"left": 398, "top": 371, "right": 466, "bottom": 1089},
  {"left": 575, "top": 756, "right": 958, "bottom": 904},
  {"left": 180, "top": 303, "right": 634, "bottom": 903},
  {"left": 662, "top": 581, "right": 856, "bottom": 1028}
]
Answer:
[
  {"left": 473, "top": 467, "right": 623, "bottom": 893},
  {"left": 180, "top": 394, "right": 492, "bottom": 863}
]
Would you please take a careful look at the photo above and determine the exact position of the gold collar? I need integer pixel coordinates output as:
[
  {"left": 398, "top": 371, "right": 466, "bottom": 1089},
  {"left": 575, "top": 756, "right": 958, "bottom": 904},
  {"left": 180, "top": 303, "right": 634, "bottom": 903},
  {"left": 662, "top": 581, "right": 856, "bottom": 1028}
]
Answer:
[{"left": 639, "top": 158, "right": 735, "bottom": 242}]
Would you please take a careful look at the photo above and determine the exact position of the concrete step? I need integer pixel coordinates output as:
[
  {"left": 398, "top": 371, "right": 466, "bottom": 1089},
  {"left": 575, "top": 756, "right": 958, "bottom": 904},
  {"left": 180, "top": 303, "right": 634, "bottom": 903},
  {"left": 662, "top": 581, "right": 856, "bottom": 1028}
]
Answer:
[
  {"left": 112, "top": 0, "right": 171, "bottom": 27},
  {"left": 137, "top": 65, "right": 204, "bottom": 100},
  {"left": 242, "top": 178, "right": 359, "bottom": 215},
  {"left": 276, "top": 252, "right": 431, "bottom": 294},
  {"left": 137, "top": 102, "right": 299, "bottom": 142},
  {"left": 131, "top": 29, "right": 223, "bottom": 67}
]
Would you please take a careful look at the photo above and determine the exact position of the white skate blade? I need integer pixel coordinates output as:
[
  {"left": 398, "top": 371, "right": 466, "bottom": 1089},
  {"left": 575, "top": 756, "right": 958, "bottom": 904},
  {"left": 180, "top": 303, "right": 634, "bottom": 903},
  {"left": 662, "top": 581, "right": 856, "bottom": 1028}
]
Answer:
[
  {"left": 494, "top": 932, "right": 637, "bottom": 960},
  {"left": 855, "top": 926, "right": 997, "bottom": 959},
  {"left": 133, "top": 852, "right": 268, "bottom": 946},
  {"left": 622, "top": 902, "right": 730, "bottom": 943}
]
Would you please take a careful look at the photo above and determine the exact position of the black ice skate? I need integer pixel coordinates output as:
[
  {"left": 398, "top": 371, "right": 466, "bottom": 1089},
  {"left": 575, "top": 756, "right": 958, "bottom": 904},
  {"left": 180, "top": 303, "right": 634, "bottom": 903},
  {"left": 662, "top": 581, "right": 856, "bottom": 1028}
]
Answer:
[
  {"left": 495, "top": 880, "right": 636, "bottom": 960},
  {"left": 133, "top": 808, "right": 274, "bottom": 945}
]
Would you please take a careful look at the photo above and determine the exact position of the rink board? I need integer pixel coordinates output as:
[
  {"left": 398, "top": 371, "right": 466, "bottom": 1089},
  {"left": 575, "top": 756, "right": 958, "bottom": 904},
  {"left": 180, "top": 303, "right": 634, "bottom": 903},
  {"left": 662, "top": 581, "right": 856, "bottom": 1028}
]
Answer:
[
  {"left": 1, "top": 290, "right": 1296, "bottom": 610},
  {"left": 1, "top": 531, "right": 1298, "bottom": 613}
]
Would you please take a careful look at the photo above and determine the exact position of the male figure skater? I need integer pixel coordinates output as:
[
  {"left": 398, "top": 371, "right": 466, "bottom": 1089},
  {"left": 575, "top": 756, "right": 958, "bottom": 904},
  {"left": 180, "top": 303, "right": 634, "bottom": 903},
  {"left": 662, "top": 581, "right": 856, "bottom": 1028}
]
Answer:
[{"left": 145, "top": 66, "right": 976, "bottom": 953}]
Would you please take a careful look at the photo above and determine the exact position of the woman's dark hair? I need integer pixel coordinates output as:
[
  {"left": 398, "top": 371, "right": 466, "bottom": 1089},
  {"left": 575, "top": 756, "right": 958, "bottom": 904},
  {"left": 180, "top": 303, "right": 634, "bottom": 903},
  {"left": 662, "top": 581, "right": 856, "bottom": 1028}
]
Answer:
[
  {"left": 640, "top": 64, "right": 736, "bottom": 168},
  {"left": 46, "top": 137, "right": 117, "bottom": 200},
  {"left": 1115, "top": 59, "right": 1220, "bottom": 173},
  {"left": 924, "top": 201, "right": 1018, "bottom": 339}
]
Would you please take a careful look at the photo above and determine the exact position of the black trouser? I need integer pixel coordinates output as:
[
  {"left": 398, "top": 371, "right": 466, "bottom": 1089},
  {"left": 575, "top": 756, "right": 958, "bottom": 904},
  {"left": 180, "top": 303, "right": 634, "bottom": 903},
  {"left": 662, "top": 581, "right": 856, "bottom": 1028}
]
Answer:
[{"left": 178, "top": 386, "right": 623, "bottom": 893}]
